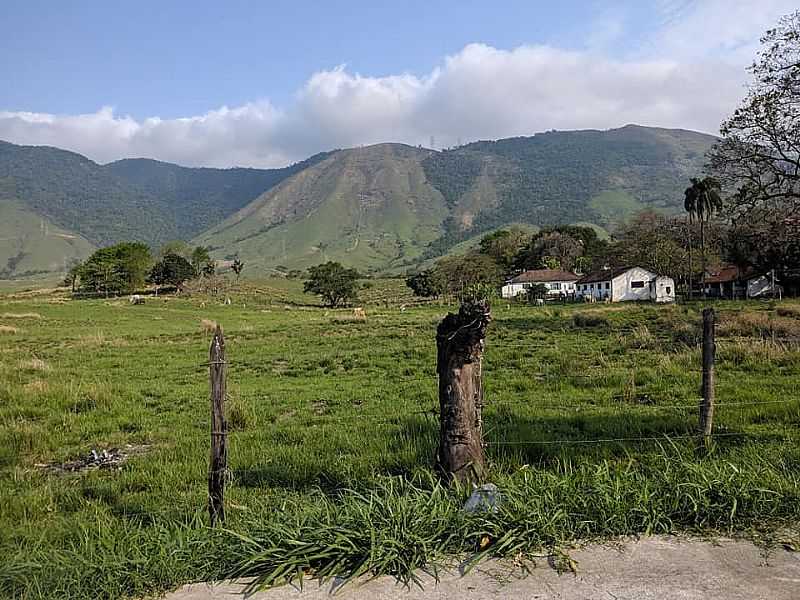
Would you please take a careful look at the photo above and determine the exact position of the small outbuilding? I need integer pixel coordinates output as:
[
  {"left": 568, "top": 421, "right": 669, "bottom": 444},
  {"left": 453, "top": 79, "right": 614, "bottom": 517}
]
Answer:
[
  {"left": 501, "top": 269, "right": 579, "bottom": 299},
  {"left": 575, "top": 266, "right": 675, "bottom": 303},
  {"left": 703, "top": 265, "right": 782, "bottom": 299}
]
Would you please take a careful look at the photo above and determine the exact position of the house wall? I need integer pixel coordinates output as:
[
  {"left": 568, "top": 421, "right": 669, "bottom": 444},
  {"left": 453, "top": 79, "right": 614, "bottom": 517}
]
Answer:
[
  {"left": 612, "top": 267, "right": 657, "bottom": 302},
  {"left": 576, "top": 279, "right": 612, "bottom": 300},
  {"left": 501, "top": 280, "right": 577, "bottom": 299},
  {"left": 651, "top": 276, "right": 676, "bottom": 303}
]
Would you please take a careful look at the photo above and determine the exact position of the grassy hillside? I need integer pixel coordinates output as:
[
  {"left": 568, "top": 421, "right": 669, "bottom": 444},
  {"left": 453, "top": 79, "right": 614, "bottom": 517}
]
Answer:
[
  {"left": 0, "top": 200, "right": 94, "bottom": 280},
  {"left": 195, "top": 144, "right": 450, "bottom": 273},
  {"left": 197, "top": 125, "right": 716, "bottom": 274}
]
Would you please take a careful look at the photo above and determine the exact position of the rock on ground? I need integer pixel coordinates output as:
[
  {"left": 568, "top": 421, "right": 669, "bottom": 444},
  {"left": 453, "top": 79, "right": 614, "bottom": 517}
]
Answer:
[{"left": 162, "top": 536, "right": 800, "bottom": 600}]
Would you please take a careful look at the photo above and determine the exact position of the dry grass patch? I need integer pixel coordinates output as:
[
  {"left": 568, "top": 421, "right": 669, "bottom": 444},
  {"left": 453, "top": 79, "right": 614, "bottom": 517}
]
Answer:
[
  {"left": 75, "top": 331, "right": 129, "bottom": 348},
  {"left": 200, "top": 318, "right": 218, "bottom": 333},
  {"left": 24, "top": 380, "right": 49, "bottom": 394},
  {"left": 19, "top": 358, "right": 51, "bottom": 372},
  {"left": 718, "top": 311, "right": 800, "bottom": 339},
  {"left": 1, "top": 312, "right": 43, "bottom": 319}
]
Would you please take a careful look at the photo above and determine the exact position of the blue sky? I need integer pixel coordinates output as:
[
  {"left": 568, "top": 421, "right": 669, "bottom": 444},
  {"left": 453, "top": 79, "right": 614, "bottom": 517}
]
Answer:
[{"left": 0, "top": 1, "right": 796, "bottom": 167}]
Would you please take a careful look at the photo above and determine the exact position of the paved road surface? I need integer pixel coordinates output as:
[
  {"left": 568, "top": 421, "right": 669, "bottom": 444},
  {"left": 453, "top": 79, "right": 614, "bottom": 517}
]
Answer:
[{"left": 163, "top": 536, "right": 799, "bottom": 600}]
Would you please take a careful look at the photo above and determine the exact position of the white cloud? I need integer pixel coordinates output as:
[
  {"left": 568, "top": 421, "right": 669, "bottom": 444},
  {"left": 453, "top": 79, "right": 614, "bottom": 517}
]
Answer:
[{"left": 0, "top": 2, "right": 794, "bottom": 168}]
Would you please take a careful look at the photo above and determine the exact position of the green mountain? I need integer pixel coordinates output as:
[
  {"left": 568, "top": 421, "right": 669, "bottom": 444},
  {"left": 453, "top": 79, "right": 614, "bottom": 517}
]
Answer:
[
  {"left": 0, "top": 125, "right": 718, "bottom": 280},
  {"left": 196, "top": 125, "right": 717, "bottom": 273},
  {"left": 0, "top": 141, "right": 322, "bottom": 279},
  {"left": 194, "top": 144, "right": 449, "bottom": 273}
]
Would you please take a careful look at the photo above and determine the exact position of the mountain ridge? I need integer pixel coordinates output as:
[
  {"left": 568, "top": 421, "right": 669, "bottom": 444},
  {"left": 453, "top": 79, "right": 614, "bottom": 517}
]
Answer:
[{"left": 0, "top": 125, "right": 718, "bottom": 280}]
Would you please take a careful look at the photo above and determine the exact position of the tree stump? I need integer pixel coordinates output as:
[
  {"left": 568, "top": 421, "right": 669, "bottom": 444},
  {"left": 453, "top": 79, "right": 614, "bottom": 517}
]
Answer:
[{"left": 435, "top": 300, "right": 491, "bottom": 484}]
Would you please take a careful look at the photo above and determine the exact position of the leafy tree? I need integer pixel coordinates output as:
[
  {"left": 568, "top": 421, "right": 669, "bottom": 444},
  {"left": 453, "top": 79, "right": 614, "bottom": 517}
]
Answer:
[
  {"left": 477, "top": 228, "right": 530, "bottom": 271},
  {"left": 303, "top": 261, "right": 361, "bottom": 307},
  {"left": 406, "top": 269, "right": 445, "bottom": 298},
  {"left": 526, "top": 283, "right": 549, "bottom": 302},
  {"left": 709, "top": 11, "right": 800, "bottom": 279},
  {"left": 148, "top": 253, "right": 195, "bottom": 290},
  {"left": 458, "top": 282, "right": 498, "bottom": 304},
  {"left": 513, "top": 225, "right": 607, "bottom": 272},
  {"left": 684, "top": 177, "right": 723, "bottom": 296},
  {"left": 77, "top": 242, "right": 152, "bottom": 297},
  {"left": 231, "top": 258, "right": 245, "bottom": 279},
  {"left": 158, "top": 240, "right": 191, "bottom": 259},
  {"left": 435, "top": 253, "right": 503, "bottom": 295},
  {"left": 190, "top": 246, "right": 212, "bottom": 275}
]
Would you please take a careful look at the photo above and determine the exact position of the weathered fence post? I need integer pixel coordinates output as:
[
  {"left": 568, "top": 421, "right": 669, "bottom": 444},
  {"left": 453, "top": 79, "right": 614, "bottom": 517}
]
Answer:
[
  {"left": 208, "top": 325, "right": 227, "bottom": 526},
  {"left": 435, "top": 300, "right": 491, "bottom": 484},
  {"left": 699, "top": 308, "right": 715, "bottom": 448}
]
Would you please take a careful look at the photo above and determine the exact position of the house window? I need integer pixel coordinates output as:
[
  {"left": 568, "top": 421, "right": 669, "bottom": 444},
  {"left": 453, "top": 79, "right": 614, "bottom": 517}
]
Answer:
[
  {"left": 605, "top": 282, "right": 610, "bottom": 289},
  {"left": 552, "top": 282, "right": 561, "bottom": 290},
  {"left": 590, "top": 284, "right": 595, "bottom": 289},
  {"left": 666, "top": 287, "right": 671, "bottom": 294},
  {"left": 523, "top": 283, "right": 531, "bottom": 289},
  {"left": 631, "top": 281, "right": 645, "bottom": 288}
]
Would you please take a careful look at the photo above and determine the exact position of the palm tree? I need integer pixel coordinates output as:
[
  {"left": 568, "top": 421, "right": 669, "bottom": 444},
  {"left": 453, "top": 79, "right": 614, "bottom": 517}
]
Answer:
[{"left": 684, "top": 177, "right": 723, "bottom": 299}]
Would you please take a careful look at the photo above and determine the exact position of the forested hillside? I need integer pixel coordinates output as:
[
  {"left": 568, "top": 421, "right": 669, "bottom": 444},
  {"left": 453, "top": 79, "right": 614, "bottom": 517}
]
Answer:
[
  {"left": 0, "top": 141, "right": 317, "bottom": 278},
  {"left": 1, "top": 125, "right": 717, "bottom": 280},
  {"left": 421, "top": 125, "right": 716, "bottom": 254},
  {"left": 196, "top": 125, "right": 717, "bottom": 273}
]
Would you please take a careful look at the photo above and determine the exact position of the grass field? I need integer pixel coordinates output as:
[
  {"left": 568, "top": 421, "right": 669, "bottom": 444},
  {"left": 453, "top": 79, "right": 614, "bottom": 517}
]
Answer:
[{"left": 1, "top": 279, "right": 799, "bottom": 599}]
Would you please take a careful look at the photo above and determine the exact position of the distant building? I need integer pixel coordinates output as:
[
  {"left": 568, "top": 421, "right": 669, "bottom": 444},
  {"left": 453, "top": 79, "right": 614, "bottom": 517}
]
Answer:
[
  {"left": 703, "top": 265, "right": 782, "bottom": 299},
  {"left": 575, "top": 267, "right": 675, "bottom": 303},
  {"left": 500, "top": 269, "right": 579, "bottom": 299}
]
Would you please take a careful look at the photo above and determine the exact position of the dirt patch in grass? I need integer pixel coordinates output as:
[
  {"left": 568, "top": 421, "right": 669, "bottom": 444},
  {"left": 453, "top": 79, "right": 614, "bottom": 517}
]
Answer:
[{"left": 35, "top": 444, "right": 152, "bottom": 474}]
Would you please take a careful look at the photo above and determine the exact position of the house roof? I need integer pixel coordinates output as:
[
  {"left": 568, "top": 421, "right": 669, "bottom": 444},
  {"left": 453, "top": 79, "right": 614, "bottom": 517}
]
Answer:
[
  {"left": 704, "top": 265, "right": 742, "bottom": 284},
  {"left": 576, "top": 266, "right": 636, "bottom": 284},
  {"left": 508, "top": 269, "right": 578, "bottom": 284}
]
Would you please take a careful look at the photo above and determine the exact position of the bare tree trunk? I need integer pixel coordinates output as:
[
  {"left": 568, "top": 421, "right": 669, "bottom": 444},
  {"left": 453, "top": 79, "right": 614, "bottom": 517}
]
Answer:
[
  {"left": 435, "top": 300, "right": 491, "bottom": 485},
  {"left": 700, "top": 220, "right": 707, "bottom": 299}
]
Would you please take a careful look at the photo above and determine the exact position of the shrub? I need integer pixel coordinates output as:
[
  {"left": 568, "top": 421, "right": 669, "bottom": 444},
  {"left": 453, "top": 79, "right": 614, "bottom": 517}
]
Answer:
[{"left": 572, "top": 312, "right": 609, "bottom": 328}]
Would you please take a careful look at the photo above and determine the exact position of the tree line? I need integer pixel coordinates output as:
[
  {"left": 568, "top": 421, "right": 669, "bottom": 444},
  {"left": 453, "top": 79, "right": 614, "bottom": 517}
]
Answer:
[{"left": 64, "top": 241, "right": 245, "bottom": 297}]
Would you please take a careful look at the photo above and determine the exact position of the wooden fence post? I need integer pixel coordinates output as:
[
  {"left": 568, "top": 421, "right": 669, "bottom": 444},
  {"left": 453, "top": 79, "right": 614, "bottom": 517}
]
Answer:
[
  {"left": 208, "top": 325, "right": 227, "bottom": 526},
  {"left": 699, "top": 308, "right": 715, "bottom": 448},
  {"left": 435, "top": 300, "right": 491, "bottom": 484}
]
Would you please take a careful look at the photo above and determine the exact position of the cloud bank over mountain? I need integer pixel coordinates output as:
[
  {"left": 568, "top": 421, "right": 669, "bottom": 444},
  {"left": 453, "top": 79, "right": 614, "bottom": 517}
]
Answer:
[{"left": 0, "top": 1, "right": 794, "bottom": 168}]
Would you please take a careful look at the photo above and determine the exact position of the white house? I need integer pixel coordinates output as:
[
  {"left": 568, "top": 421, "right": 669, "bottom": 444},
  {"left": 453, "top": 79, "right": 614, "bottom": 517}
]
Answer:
[
  {"left": 575, "top": 267, "right": 675, "bottom": 303},
  {"left": 501, "top": 269, "right": 579, "bottom": 299}
]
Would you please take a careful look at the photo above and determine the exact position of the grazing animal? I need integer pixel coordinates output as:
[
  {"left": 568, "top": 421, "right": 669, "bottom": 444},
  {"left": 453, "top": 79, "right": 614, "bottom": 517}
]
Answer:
[
  {"left": 353, "top": 307, "right": 366, "bottom": 320},
  {"left": 129, "top": 295, "right": 145, "bottom": 305},
  {"left": 535, "top": 298, "right": 545, "bottom": 306}
]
